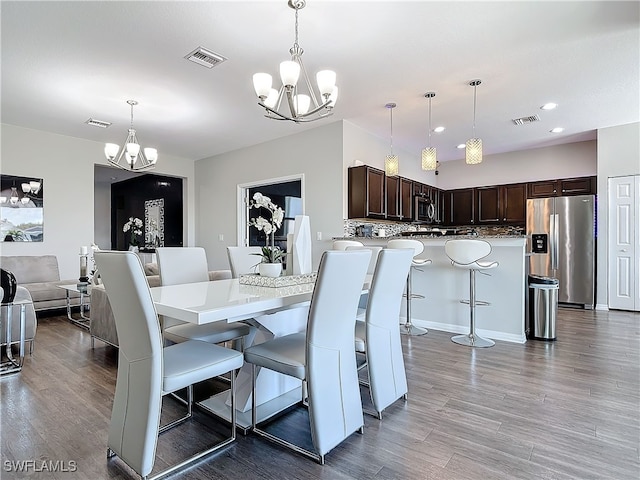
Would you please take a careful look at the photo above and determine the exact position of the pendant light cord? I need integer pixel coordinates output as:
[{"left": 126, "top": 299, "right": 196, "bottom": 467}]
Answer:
[
  {"left": 428, "top": 97, "right": 432, "bottom": 147},
  {"left": 472, "top": 84, "right": 477, "bottom": 138},
  {"left": 390, "top": 106, "right": 394, "bottom": 155}
]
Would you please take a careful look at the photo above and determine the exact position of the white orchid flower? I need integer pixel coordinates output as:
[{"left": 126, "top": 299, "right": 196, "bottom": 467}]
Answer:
[{"left": 271, "top": 207, "right": 284, "bottom": 228}]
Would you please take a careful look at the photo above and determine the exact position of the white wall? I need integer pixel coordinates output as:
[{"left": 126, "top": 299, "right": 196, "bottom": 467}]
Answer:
[
  {"left": 596, "top": 122, "right": 640, "bottom": 308},
  {"left": 436, "top": 140, "right": 597, "bottom": 190},
  {"left": 195, "top": 120, "right": 344, "bottom": 270},
  {"left": 0, "top": 124, "right": 195, "bottom": 279}
]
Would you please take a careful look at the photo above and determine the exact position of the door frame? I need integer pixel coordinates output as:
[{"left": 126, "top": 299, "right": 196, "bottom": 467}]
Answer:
[
  {"left": 236, "top": 174, "right": 305, "bottom": 247},
  {"left": 607, "top": 175, "right": 639, "bottom": 311}
]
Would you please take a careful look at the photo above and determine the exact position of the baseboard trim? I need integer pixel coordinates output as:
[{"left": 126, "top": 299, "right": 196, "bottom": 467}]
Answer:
[
  {"left": 595, "top": 304, "right": 609, "bottom": 311},
  {"left": 407, "top": 318, "right": 527, "bottom": 344}
]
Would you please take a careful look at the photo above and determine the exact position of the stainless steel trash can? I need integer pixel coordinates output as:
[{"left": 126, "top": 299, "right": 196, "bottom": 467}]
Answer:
[{"left": 528, "top": 275, "right": 559, "bottom": 341}]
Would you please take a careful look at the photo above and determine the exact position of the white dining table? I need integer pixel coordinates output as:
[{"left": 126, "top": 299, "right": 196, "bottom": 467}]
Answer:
[
  {"left": 151, "top": 276, "right": 370, "bottom": 431},
  {"left": 151, "top": 278, "right": 316, "bottom": 326}
]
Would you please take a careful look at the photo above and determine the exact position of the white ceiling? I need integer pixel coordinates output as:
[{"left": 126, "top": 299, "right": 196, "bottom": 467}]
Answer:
[{"left": 2, "top": 1, "right": 639, "bottom": 166}]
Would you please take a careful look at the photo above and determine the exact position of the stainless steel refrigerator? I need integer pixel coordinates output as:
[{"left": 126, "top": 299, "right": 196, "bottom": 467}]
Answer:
[{"left": 526, "top": 195, "right": 595, "bottom": 308}]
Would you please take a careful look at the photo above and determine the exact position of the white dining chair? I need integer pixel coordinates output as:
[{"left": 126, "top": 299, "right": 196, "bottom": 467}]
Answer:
[
  {"left": 387, "top": 239, "right": 432, "bottom": 336},
  {"left": 94, "top": 251, "right": 243, "bottom": 480},
  {"left": 156, "top": 247, "right": 252, "bottom": 348},
  {"left": 243, "top": 249, "right": 371, "bottom": 464},
  {"left": 226, "top": 246, "right": 263, "bottom": 277},
  {"left": 354, "top": 248, "right": 414, "bottom": 418},
  {"left": 345, "top": 245, "right": 383, "bottom": 316}
]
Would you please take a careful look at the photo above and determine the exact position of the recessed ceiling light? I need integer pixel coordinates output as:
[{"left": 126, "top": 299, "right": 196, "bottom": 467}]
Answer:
[
  {"left": 550, "top": 127, "right": 564, "bottom": 133},
  {"left": 433, "top": 126, "right": 445, "bottom": 133},
  {"left": 541, "top": 103, "right": 558, "bottom": 110},
  {"left": 456, "top": 144, "right": 466, "bottom": 149}
]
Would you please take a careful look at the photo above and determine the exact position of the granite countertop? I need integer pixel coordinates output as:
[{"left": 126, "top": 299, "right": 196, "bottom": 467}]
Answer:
[{"left": 333, "top": 234, "right": 526, "bottom": 240}]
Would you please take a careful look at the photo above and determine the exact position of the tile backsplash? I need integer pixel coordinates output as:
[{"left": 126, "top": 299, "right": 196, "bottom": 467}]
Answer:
[{"left": 343, "top": 219, "right": 524, "bottom": 237}]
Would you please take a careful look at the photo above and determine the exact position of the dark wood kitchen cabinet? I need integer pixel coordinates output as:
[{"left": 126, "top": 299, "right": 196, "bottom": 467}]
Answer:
[
  {"left": 559, "top": 177, "right": 596, "bottom": 196},
  {"left": 347, "top": 165, "right": 386, "bottom": 219},
  {"left": 476, "top": 186, "right": 501, "bottom": 223},
  {"left": 400, "top": 177, "right": 414, "bottom": 221},
  {"left": 476, "top": 183, "right": 526, "bottom": 224},
  {"left": 386, "top": 175, "right": 401, "bottom": 220},
  {"left": 386, "top": 176, "right": 413, "bottom": 221},
  {"left": 502, "top": 183, "right": 527, "bottom": 223},
  {"left": 446, "top": 188, "right": 475, "bottom": 225},
  {"left": 528, "top": 176, "right": 595, "bottom": 198}
]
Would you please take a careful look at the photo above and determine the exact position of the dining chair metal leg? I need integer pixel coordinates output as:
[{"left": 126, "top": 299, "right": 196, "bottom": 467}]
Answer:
[
  {"left": 159, "top": 385, "right": 193, "bottom": 434},
  {"left": 249, "top": 363, "right": 325, "bottom": 464}
]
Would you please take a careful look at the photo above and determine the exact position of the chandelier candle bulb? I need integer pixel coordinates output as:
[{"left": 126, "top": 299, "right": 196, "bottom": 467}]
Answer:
[
  {"left": 280, "top": 61, "right": 301, "bottom": 87},
  {"left": 316, "top": 70, "right": 336, "bottom": 96},
  {"left": 253, "top": 73, "right": 273, "bottom": 98},
  {"left": 293, "top": 94, "right": 311, "bottom": 115}
]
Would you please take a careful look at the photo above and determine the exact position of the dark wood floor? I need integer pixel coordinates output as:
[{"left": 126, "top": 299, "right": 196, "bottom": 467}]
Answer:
[{"left": 1, "top": 308, "right": 639, "bottom": 479}]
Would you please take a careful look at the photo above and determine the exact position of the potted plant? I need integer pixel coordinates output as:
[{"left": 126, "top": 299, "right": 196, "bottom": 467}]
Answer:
[
  {"left": 248, "top": 192, "right": 285, "bottom": 277},
  {"left": 122, "top": 217, "right": 143, "bottom": 252}
]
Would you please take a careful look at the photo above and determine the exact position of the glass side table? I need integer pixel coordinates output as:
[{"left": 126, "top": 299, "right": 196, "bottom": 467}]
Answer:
[
  {"left": 57, "top": 283, "right": 91, "bottom": 330},
  {"left": 1, "top": 298, "right": 32, "bottom": 376}
]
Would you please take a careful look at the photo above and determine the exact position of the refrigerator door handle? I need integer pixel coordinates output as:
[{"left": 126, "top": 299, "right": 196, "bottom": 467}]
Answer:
[{"left": 551, "top": 213, "right": 559, "bottom": 270}]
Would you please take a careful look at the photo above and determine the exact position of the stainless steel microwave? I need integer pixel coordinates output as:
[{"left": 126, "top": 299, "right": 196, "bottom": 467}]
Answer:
[{"left": 414, "top": 195, "right": 435, "bottom": 223}]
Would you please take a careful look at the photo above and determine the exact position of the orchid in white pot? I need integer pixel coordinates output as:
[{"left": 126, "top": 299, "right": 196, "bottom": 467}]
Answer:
[
  {"left": 123, "top": 217, "right": 143, "bottom": 249},
  {"left": 249, "top": 192, "right": 285, "bottom": 276}
]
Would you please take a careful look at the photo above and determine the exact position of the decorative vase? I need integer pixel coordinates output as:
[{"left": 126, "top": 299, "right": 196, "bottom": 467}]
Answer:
[
  {"left": 258, "top": 263, "right": 282, "bottom": 278},
  {"left": 128, "top": 245, "right": 139, "bottom": 253},
  {"left": 1, "top": 268, "right": 18, "bottom": 304}
]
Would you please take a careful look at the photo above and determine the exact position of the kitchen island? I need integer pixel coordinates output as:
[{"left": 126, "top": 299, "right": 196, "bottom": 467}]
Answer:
[{"left": 338, "top": 236, "right": 527, "bottom": 343}]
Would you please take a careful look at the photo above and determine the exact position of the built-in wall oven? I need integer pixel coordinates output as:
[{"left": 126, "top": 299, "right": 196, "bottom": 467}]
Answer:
[{"left": 414, "top": 195, "right": 435, "bottom": 223}]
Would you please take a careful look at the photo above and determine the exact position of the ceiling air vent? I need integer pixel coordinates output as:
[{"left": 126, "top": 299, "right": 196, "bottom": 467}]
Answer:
[
  {"left": 184, "top": 47, "right": 227, "bottom": 69},
  {"left": 512, "top": 115, "right": 540, "bottom": 126},
  {"left": 85, "top": 118, "right": 111, "bottom": 128}
]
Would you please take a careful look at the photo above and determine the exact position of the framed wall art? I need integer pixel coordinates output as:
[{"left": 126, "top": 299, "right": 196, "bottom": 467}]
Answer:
[{"left": 0, "top": 174, "right": 43, "bottom": 242}]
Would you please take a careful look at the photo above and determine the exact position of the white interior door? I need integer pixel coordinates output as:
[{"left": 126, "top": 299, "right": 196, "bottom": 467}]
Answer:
[{"left": 608, "top": 175, "right": 639, "bottom": 311}]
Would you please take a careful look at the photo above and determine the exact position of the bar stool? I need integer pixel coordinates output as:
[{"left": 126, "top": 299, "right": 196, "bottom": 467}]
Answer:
[
  {"left": 387, "top": 239, "right": 432, "bottom": 336},
  {"left": 332, "top": 239, "right": 364, "bottom": 250},
  {"left": 444, "top": 239, "right": 498, "bottom": 348}
]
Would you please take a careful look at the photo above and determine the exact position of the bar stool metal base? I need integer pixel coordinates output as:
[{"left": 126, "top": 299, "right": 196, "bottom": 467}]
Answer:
[
  {"left": 451, "top": 333, "right": 495, "bottom": 348},
  {"left": 401, "top": 323, "right": 428, "bottom": 336}
]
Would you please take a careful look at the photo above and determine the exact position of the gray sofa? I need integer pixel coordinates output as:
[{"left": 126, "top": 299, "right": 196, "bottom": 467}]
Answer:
[
  {"left": 1, "top": 255, "right": 81, "bottom": 312},
  {"left": 90, "top": 264, "right": 232, "bottom": 347}
]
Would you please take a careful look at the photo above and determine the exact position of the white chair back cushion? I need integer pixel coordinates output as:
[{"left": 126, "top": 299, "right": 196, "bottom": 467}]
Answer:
[
  {"left": 94, "top": 251, "right": 162, "bottom": 478},
  {"left": 332, "top": 240, "right": 364, "bottom": 251},
  {"left": 156, "top": 247, "right": 209, "bottom": 285},
  {"left": 345, "top": 245, "right": 382, "bottom": 274},
  {"left": 387, "top": 238, "right": 424, "bottom": 257},
  {"left": 226, "top": 246, "right": 263, "bottom": 277},
  {"left": 365, "top": 248, "right": 414, "bottom": 412},
  {"left": 445, "top": 239, "right": 492, "bottom": 266},
  {"left": 306, "top": 249, "right": 370, "bottom": 455}
]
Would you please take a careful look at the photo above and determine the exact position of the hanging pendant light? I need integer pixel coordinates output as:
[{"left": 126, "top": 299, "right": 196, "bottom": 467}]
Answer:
[
  {"left": 385, "top": 103, "right": 399, "bottom": 176},
  {"left": 252, "top": 0, "right": 338, "bottom": 123},
  {"left": 422, "top": 92, "right": 437, "bottom": 171},
  {"left": 104, "top": 100, "right": 158, "bottom": 172},
  {"left": 466, "top": 79, "right": 483, "bottom": 165}
]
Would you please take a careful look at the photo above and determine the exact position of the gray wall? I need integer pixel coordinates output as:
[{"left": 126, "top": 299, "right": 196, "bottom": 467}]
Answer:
[
  {"left": 596, "top": 122, "right": 640, "bottom": 308},
  {"left": 195, "top": 120, "right": 344, "bottom": 270},
  {"left": 0, "top": 123, "right": 195, "bottom": 279}
]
